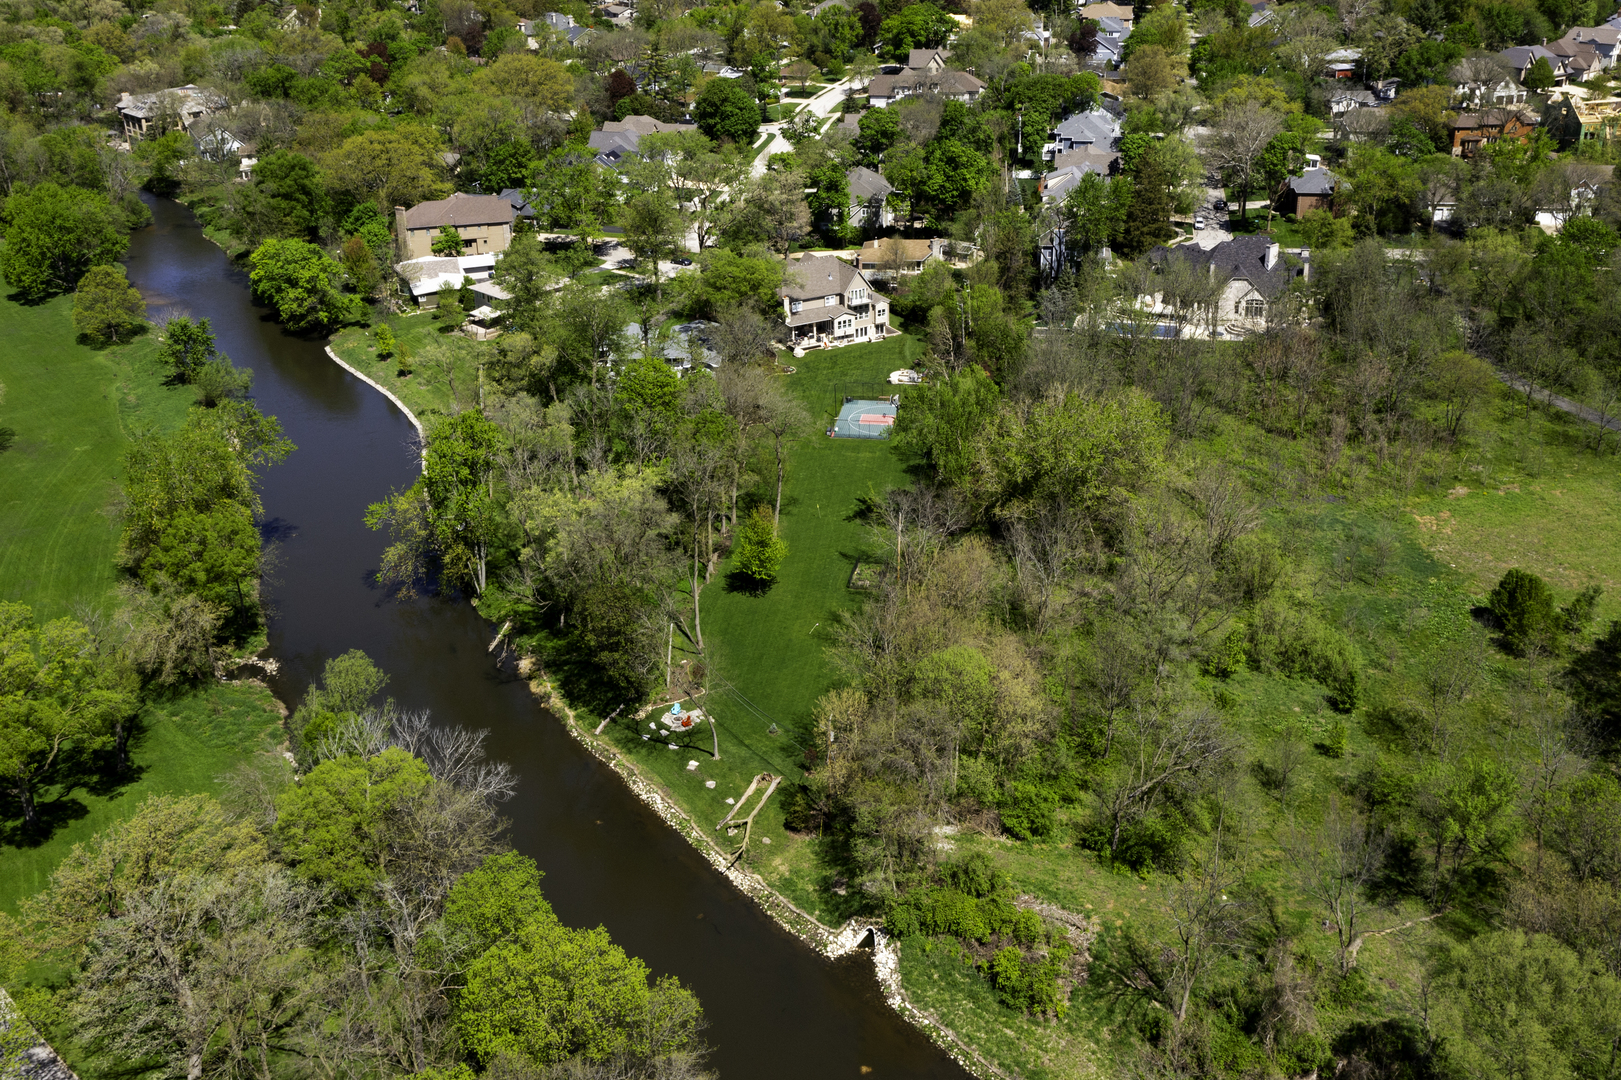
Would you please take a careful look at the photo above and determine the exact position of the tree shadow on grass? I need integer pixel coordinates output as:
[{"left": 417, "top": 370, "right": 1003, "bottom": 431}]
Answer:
[
  {"left": 723, "top": 570, "right": 775, "bottom": 597},
  {"left": 0, "top": 741, "right": 147, "bottom": 849}
]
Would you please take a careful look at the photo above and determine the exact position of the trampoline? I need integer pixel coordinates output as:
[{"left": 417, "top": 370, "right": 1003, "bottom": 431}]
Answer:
[{"left": 832, "top": 396, "right": 898, "bottom": 439}]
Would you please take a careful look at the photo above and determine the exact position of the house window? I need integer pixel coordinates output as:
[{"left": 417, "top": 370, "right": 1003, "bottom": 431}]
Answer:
[
  {"left": 1245, "top": 299, "right": 1265, "bottom": 319},
  {"left": 790, "top": 300, "right": 803, "bottom": 313},
  {"left": 825, "top": 295, "right": 837, "bottom": 306}
]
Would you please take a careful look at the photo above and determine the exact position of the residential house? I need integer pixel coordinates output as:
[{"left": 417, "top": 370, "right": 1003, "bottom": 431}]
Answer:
[
  {"left": 499, "top": 187, "right": 537, "bottom": 219},
  {"left": 1333, "top": 105, "right": 1392, "bottom": 143},
  {"left": 811, "top": 0, "right": 849, "bottom": 14},
  {"left": 1051, "top": 144, "right": 1121, "bottom": 175},
  {"left": 587, "top": 114, "right": 698, "bottom": 167},
  {"left": 1560, "top": 25, "right": 1621, "bottom": 69},
  {"left": 599, "top": 3, "right": 634, "bottom": 27},
  {"left": 1043, "top": 107, "right": 1120, "bottom": 161},
  {"left": 907, "top": 48, "right": 951, "bottom": 71},
  {"left": 115, "top": 84, "right": 226, "bottom": 143},
  {"left": 1500, "top": 44, "right": 1571, "bottom": 85},
  {"left": 395, "top": 193, "right": 516, "bottom": 260},
  {"left": 1455, "top": 78, "right": 1528, "bottom": 108},
  {"left": 1325, "top": 47, "right": 1361, "bottom": 78},
  {"left": 394, "top": 252, "right": 507, "bottom": 309},
  {"left": 1091, "top": 34, "right": 1127, "bottom": 66},
  {"left": 527, "top": 12, "right": 593, "bottom": 46},
  {"left": 1096, "top": 15, "right": 1131, "bottom": 37},
  {"left": 186, "top": 112, "right": 248, "bottom": 161},
  {"left": 1272, "top": 167, "right": 1343, "bottom": 217},
  {"left": 1327, "top": 88, "right": 1378, "bottom": 116},
  {"left": 857, "top": 237, "right": 945, "bottom": 280},
  {"left": 1079, "top": 1, "right": 1132, "bottom": 25},
  {"left": 1532, "top": 164, "right": 1615, "bottom": 228},
  {"left": 846, "top": 166, "right": 895, "bottom": 228},
  {"left": 1143, "top": 236, "right": 1308, "bottom": 336},
  {"left": 1543, "top": 95, "right": 1621, "bottom": 145},
  {"left": 1546, "top": 37, "right": 1601, "bottom": 81},
  {"left": 1247, "top": 7, "right": 1279, "bottom": 28},
  {"left": 779, "top": 254, "right": 890, "bottom": 347},
  {"left": 1450, "top": 107, "right": 1540, "bottom": 157},
  {"left": 867, "top": 66, "right": 985, "bottom": 107},
  {"left": 1370, "top": 78, "right": 1401, "bottom": 101}
]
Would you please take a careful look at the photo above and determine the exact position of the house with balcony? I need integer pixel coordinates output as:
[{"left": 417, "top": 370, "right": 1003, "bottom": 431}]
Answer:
[
  {"left": 779, "top": 254, "right": 890, "bottom": 347},
  {"left": 116, "top": 84, "right": 226, "bottom": 144}
]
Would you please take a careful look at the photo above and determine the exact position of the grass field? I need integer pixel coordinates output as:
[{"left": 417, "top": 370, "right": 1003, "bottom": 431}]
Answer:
[
  {"left": 0, "top": 295, "right": 191, "bottom": 621},
  {"left": 0, "top": 681, "right": 284, "bottom": 913},
  {"left": 0, "top": 290, "right": 284, "bottom": 914}
]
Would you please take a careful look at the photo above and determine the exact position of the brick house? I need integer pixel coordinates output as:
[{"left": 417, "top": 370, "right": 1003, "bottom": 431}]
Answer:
[
  {"left": 1272, "top": 167, "right": 1343, "bottom": 217},
  {"left": 1450, "top": 107, "right": 1540, "bottom": 158},
  {"left": 394, "top": 193, "right": 516, "bottom": 260}
]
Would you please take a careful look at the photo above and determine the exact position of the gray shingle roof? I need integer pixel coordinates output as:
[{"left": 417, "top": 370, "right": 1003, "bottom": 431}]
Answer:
[
  {"left": 847, "top": 165, "right": 893, "bottom": 201},
  {"left": 781, "top": 254, "right": 860, "bottom": 300},
  {"left": 1149, "top": 236, "right": 1302, "bottom": 300},
  {"left": 1286, "top": 167, "right": 1338, "bottom": 195},
  {"left": 401, "top": 193, "right": 514, "bottom": 229},
  {"left": 1051, "top": 108, "right": 1120, "bottom": 146}
]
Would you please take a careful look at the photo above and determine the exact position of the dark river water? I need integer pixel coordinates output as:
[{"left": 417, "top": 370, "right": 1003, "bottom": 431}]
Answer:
[{"left": 122, "top": 196, "right": 969, "bottom": 1079}]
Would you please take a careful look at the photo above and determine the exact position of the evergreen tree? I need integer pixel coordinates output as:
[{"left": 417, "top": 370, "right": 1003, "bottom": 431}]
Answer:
[{"left": 732, "top": 505, "right": 788, "bottom": 584}]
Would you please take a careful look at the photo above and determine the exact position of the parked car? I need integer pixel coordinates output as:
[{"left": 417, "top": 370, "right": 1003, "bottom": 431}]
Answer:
[
  {"left": 1194, "top": 216, "right": 1206, "bottom": 229},
  {"left": 673, "top": 256, "right": 694, "bottom": 266},
  {"left": 1215, "top": 198, "right": 1226, "bottom": 210}
]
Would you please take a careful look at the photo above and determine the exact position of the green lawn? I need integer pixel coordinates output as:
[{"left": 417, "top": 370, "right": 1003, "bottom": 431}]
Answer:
[
  {"left": 329, "top": 312, "right": 491, "bottom": 422},
  {"left": 0, "top": 291, "right": 284, "bottom": 915},
  {"left": 0, "top": 294, "right": 191, "bottom": 620},
  {"left": 0, "top": 681, "right": 283, "bottom": 914},
  {"left": 589, "top": 334, "right": 923, "bottom": 920}
]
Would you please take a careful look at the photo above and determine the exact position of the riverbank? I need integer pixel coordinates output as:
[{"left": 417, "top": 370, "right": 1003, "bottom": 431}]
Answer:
[{"left": 520, "top": 657, "right": 1018, "bottom": 1080}]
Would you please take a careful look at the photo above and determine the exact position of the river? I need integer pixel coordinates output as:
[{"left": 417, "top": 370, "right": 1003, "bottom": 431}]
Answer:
[{"left": 121, "top": 195, "right": 970, "bottom": 1079}]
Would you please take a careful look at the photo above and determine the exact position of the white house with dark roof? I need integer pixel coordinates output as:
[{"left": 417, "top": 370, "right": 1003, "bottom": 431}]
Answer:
[
  {"left": 1500, "top": 44, "right": 1573, "bottom": 84},
  {"left": 1142, "top": 236, "right": 1309, "bottom": 336},
  {"left": 1044, "top": 107, "right": 1121, "bottom": 161},
  {"left": 394, "top": 193, "right": 515, "bottom": 260},
  {"left": 779, "top": 254, "right": 891, "bottom": 347}
]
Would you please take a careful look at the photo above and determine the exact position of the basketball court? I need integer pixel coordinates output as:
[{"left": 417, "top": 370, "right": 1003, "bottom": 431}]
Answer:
[{"left": 831, "top": 397, "right": 898, "bottom": 439}]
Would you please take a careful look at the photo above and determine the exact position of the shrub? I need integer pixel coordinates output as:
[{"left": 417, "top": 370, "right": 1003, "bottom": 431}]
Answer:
[
  {"left": 999, "top": 779, "right": 1058, "bottom": 840},
  {"left": 1489, "top": 568, "right": 1559, "bottom": 654},
  {"left": 980, "top": 942, "right": 1072, "bottom": 1017}
]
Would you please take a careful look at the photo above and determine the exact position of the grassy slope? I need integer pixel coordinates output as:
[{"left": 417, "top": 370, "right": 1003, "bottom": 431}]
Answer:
[{"left": 0, "top": 291, "right": 282, "bottom": 915}]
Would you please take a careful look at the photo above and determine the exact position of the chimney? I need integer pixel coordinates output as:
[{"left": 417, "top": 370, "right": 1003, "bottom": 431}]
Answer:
[
  {"left": 394, "top": 205, "right": 409, "bottom": 260},
  {"left": 1299, "top": 247, "right": 1311, "bottom": 281},
  {"left": 1265, "top": 240, "right": 1280, "bottom": 270}
]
